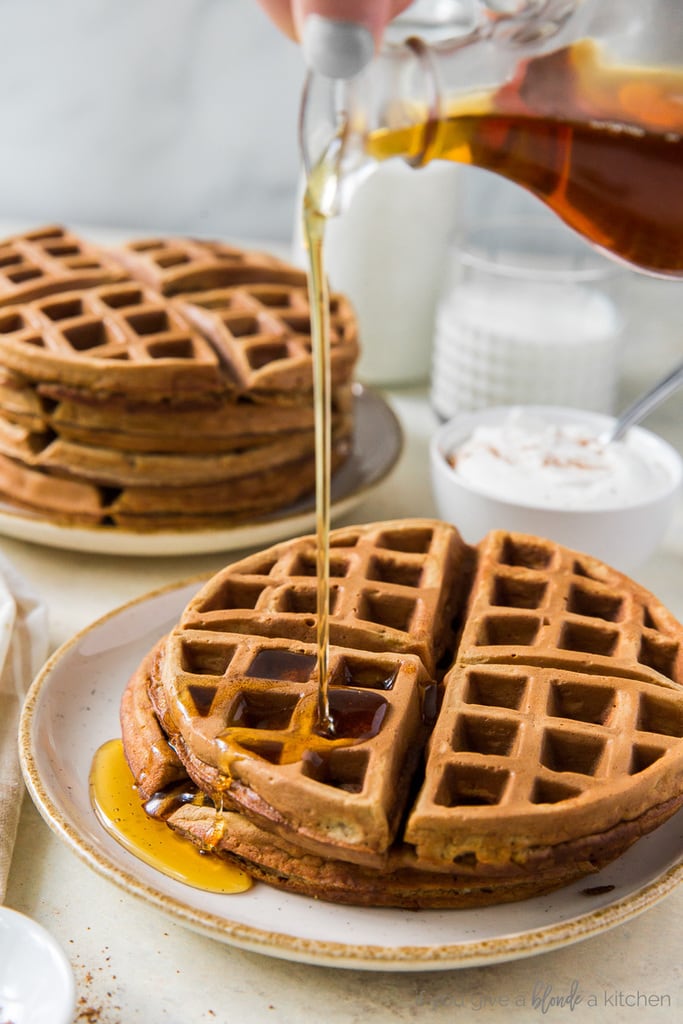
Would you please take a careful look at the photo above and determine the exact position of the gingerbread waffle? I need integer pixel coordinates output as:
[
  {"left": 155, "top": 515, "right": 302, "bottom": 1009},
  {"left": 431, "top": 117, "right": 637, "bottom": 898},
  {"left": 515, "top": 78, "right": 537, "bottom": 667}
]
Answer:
[
  {"left": 457, "top": 531, "right": 683, "bottom": 689},
  {"left": 0, "top": 368, "right": 353, "bottom": 454},
  {"left": 0, "top": 368, "right": 48, "bottom": 431},
  {"left": 0, "top": 441, "right": 349, "bottom": 530},
  {"left": 106, "top": 238, "right": 359, "bottom": 399},
  {"left": 105, "top": 235, "right": 308, "bottom": 295},
  {"left": 150, "top": 633, "right": 432, "bottom": 863},
  {"left": 165, "top": 793, "right": 683, "bottom": 908},
  {"left": 0, "top": 225, "right": 361, "bottom": 530},
  {"left": 147, "top": 520, "right": 468, "bottom": 861},
  {"left": 175, "top": 284, "right": 358, "bottom": 395},
  {"left": 0, "top": 415, "right": 349, "bottom": 487},
  {"left": 0, "top": 279, "right": 358, "bottom": 400},
  {"left": 405, "top": 661, "right": 683, "bottom": 870},
  {"left": 0, "top": 226, "right": 125, "bottom": 306},
  {"left": 122, "top": 655, "right": 580, "bottom": 907},
  {"left": 120, "top": 519, "right": 683, "bottom": 906},
  {"left": 128, "top": 656, "right": 657, "bottom": 909},
  {"left": 179, "top": 518, "right": 470, "bottom": 674},
  {"left": 120, "top": 644, "right": 187, "bottom": 799},
  {"left": 0, "top": 281, "right": 229, "bottom": 395}
]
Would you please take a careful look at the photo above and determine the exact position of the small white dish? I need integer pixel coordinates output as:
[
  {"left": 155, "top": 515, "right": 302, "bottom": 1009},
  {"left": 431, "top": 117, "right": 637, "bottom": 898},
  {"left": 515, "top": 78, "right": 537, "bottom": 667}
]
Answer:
[
  {"left": 431, "top": 405, "right": 683, "bottom": 573},
  {"left": 0, "top": 906, "right": 75, "bottom": 1024}
]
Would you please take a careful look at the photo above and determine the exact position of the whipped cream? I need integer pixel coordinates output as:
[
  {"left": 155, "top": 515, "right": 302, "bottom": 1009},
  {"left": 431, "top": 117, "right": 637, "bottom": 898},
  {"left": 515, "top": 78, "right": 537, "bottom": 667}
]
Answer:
[{"left": 447, "top": 410, "right": 674, "bottom": 510}]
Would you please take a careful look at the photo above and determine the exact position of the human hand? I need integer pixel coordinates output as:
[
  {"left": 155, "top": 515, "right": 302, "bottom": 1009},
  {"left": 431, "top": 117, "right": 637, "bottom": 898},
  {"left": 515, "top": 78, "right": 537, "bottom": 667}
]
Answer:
[{"left": 255, "top": 0, "right": 414, "bottom": 77}]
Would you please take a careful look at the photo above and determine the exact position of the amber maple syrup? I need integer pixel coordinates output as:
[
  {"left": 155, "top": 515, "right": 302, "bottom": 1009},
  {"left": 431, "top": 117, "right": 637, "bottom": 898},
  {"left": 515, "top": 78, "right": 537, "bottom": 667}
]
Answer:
[
  {"left": 90, "top": 738, "right": 251, "bottom": 894},
  {"left": 366, "top": 40, "right": 683, "bottom": 277},
  {"left": 221, "top": 685, "right": 388, "bottom": 764},
  {"left": 302, "top": 167, "right": 336, "bottom": 734}
]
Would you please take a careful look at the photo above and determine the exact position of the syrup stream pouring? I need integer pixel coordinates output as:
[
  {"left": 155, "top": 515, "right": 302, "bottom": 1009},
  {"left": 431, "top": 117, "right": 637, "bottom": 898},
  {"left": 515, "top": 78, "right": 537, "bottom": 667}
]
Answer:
[{"left": 602, "top": 358, "right": 683, "bottom": 444}]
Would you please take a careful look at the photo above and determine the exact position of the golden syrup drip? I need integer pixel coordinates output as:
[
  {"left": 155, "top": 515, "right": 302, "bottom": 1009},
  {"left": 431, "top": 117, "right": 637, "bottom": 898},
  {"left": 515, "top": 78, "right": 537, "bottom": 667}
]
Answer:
[
  {"left": 89, "top": 739, "right": 251, "bottom": 895},
  {"left": 219, "top": 687, "right": 389, "bottom": 766},
  {"left": 302, "top": 172, "right": 334, "bottom": 734}
]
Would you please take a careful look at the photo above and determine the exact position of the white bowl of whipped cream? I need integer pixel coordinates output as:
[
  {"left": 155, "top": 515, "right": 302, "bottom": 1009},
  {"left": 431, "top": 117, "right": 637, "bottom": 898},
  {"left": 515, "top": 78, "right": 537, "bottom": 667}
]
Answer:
[{"left": 430, "top": 406, "right": 682, "bottom": 572}]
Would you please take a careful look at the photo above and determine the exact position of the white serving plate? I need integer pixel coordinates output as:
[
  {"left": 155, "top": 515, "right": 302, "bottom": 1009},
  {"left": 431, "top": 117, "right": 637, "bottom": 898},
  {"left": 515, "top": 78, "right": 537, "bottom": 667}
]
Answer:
[{"left": 18, "top": 578, "right": 683, "bottom": 971}]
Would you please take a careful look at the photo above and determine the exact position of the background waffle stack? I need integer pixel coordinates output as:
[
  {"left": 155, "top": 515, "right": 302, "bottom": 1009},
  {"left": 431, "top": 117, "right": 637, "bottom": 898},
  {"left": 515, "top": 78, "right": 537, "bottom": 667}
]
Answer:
[
  {"left": 120, "top": 519, "right": 683, "bottom": 908},
  {"left": 0, "top": 226, "right": 359, "bottom": 530}
]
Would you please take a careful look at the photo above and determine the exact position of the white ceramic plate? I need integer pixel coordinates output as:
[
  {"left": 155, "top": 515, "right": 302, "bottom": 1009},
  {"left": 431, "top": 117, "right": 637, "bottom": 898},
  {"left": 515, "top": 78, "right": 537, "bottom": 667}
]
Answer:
[
  {"left": 0, "top": 385, "right": 402, "bottom": 557},
  {"left": 19, "top": 579, "right": 683, "bottom": 972},
  {"left": 0, "top": 906, "right": 75, "bottom": 1024}
]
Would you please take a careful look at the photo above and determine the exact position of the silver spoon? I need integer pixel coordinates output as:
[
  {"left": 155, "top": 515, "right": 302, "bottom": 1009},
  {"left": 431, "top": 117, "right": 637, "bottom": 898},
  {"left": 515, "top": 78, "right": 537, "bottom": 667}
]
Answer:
[{"left": 602, "top": 357, "right": 683, "bottom": 444}]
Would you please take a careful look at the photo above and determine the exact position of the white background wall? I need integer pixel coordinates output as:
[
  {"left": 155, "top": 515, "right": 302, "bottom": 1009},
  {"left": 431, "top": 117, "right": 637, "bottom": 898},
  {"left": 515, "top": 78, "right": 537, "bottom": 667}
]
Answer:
[{"left": 0, "top": 0, "right": 304, "bottom": 241}]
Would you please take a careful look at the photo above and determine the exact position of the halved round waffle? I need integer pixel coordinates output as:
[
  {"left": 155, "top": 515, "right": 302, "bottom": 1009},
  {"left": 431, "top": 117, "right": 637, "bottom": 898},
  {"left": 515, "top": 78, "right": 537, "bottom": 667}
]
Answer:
[{"left": 120, "top": 519, "right": 683, "bottom": 905}]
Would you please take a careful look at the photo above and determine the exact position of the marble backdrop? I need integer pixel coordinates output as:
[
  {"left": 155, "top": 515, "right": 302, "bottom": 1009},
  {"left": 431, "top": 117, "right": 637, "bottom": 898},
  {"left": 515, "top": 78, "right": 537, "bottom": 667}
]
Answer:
[{"left": 0, "top": 0, "right": 305, "bottom": 241}]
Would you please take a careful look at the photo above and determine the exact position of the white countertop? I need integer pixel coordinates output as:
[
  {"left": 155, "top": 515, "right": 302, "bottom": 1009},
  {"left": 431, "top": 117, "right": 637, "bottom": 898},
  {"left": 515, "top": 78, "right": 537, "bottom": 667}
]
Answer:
[{"left": 3, "top": 368, "right": 683, "bottom": 1022}]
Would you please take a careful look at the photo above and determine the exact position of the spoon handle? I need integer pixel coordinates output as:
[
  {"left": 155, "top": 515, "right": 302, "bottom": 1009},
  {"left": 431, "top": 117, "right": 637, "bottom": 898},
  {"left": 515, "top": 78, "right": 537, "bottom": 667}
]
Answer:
[{"left": 607, "top": 358, "right": 683, "bottom": 443}]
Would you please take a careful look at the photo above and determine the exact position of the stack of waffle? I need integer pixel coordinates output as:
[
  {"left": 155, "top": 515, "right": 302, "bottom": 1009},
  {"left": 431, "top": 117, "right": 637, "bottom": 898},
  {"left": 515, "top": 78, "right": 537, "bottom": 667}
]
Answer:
[
  {"left": 120, "top": 519, "right": 683, "bottom": 908},
  {"left": 0, "top": 226, "right": 358, "bottom": 530}
]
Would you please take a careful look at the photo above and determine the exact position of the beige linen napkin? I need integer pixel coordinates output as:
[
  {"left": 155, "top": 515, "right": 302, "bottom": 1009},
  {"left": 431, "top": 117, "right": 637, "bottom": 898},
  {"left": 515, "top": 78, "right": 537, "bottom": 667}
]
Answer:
[{"left": 0, "top": 554, "right": 48, "bottom": 901}]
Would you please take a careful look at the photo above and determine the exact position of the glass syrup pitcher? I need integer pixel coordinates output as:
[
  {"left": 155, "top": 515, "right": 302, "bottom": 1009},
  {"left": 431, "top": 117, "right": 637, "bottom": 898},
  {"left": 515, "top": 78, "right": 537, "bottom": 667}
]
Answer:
[{"left": 299, "top": 0, "right": 683, "bottom": 278}]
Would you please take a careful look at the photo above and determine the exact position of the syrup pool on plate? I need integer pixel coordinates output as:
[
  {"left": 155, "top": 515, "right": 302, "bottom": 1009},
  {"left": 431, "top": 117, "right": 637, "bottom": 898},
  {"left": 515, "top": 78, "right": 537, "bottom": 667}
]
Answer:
[{"left": 89, "top": 739, "right": 251, "bottom": 895}]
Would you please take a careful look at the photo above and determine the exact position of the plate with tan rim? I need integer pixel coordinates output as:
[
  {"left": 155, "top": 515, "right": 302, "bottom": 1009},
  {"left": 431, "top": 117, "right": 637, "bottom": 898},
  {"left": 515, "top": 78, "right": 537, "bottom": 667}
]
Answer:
[
  {"left": 19, "top": 577, "right": 683, "bottom": 971},
  {"left": 0, "top": 384, "right": 402, "bottom": 557}
]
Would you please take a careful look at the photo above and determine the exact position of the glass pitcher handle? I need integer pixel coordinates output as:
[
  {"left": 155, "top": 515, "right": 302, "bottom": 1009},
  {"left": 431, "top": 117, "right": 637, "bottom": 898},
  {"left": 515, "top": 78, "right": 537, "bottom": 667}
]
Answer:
[{"left": 479, "top": 1, "right": 584, "bottom": 45}]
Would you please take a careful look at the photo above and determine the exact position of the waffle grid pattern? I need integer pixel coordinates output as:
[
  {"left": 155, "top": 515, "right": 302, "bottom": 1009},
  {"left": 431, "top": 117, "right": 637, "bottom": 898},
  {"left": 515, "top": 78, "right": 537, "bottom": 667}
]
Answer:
[
  {"left": 157, "top": 630, "right": 430, "bottom": 856},
  {"left": 406, "top": 662, "right": 683, "bottom": 858},
  {"left": 108, "top": 236, "right": 308, "bottom": 295},
  {"left": 182, "top": 520, "right": 468, "bottom": 673},
  {"left": 459, "top": 532, "right": 683, "bottom": 687},
  {"left": 177, "top": 284, "right": 358, "bottom": 393},
  {"left": 0, "top": 226, "right": 123, "bottom": 306},
  {"left": 0, "top": 282, "right": 225, "bottom": 390}
]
